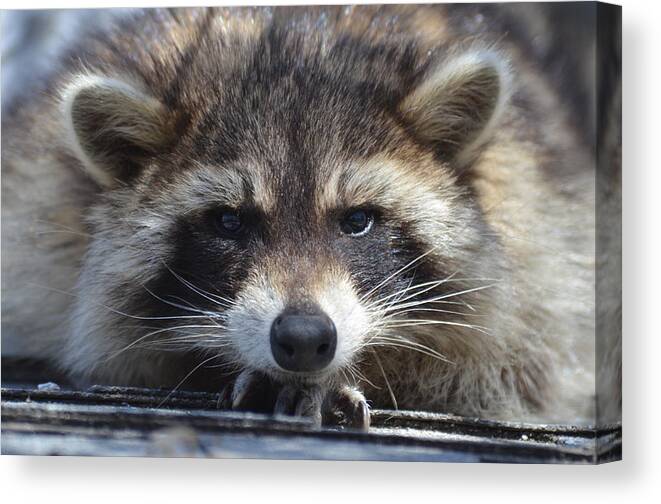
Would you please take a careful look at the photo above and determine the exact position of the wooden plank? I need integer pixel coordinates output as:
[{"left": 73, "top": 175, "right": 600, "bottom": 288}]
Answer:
[{"left": 1, "top": 384, "right": 621, "bottom": 463}]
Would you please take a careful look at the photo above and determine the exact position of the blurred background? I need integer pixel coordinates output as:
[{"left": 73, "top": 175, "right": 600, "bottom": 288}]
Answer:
[
  {"left": 1, "top": 4, "right": 596, "bottom": 135},
  {"left": 1, "top": 9, "right": 124, "bottom": 113}
]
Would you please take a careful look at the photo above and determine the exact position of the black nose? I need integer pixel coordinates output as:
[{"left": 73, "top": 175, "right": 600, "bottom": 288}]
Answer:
[{"left": 270, "top": 310, "right": 337, "bottom": 372}]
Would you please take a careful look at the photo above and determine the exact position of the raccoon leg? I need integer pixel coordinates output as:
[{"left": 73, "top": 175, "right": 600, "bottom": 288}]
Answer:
[
  {"left": 322, "top": 385, "right": 370, "bottom": 432},
  {"left": 273, "top": 383, "right": 369, "bottom": 431}
]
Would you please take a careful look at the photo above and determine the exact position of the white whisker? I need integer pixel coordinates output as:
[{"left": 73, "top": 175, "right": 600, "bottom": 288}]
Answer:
[
  {"left": 382, "top": 283, "right": 499, "bottom": 313},
  {"left": 157, "top": 354, "right": 223, "bottom": 407},
  {"left": 102, "top": 324, "right": 224, "bottom": 362},
  {"left": 382, "top": 318, "right": 491, "bottom": 334},
  {"left": 141, "top": 284, "right": 221, "bottom": 316},
  {"left": 26, "top": 283, "right": 221, "bottom": 322},
  {"left": 359, "top": 246, "right": 438, "bottom": 302},
  {"left": 347, "top": 362, "right": 378, "bottom": 389},
  {"left": 161, "top": 263, "right": 236, "bottom": 308},
  {"left": 366, "top": 273, "right": 459, "bottom": 310},
  {"left": 371, "top": 350, "right": 398, "bottom": 409},
  {"left": 385, "top": 307, "right": 484, "bottom": 318},
  {"left": 366, "top": 339, "right": 454, "bottom": 364}
]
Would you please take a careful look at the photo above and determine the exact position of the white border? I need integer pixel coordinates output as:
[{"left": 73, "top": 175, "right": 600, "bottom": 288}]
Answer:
[{"left": 2, "top": 1, "right": 659, "bottom": 503}]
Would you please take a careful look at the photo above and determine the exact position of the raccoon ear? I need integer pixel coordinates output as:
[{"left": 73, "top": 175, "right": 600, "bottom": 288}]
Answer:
[
  {"left": 62, "top": 75, "right": 172, "bottom": 187},
  {"left": 400, "top": 49, "right": 510, "bottom": 165}
]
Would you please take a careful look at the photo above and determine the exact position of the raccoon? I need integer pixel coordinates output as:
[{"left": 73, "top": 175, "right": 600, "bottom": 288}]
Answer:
[{"left": 1, "top": 5, "right": 613, "bottom": 429}]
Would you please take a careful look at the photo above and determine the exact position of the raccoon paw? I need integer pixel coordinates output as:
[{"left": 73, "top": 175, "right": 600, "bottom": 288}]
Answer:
[
  {"left": 273, "top": 384, "right": 324, "bottom": 426},
  {"left": 216, "top": 371, "right": 369, "bottom": 432},
  {"left": 322, "top": 385, "right": 371, "bottom": 432},
  {"left": 216, "top": 371, "right": 325, "bottom": 425},
  {"left": 272, "top": 383, "right": 370, "bottom": 431}
]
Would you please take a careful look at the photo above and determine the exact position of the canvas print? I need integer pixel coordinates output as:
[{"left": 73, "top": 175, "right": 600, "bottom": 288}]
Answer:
[{"left": 1, "top": 3, "right": 622, "bottom": 463}]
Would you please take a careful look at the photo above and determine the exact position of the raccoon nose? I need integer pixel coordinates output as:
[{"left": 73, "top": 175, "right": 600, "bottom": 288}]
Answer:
[{"left": 270, "top": 310, "right": 337, "bottom": 372}]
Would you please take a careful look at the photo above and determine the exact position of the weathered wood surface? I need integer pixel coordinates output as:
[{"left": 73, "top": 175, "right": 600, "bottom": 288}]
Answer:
[{"left": 1, "top": 383, "right": 621, "bottom": 463}]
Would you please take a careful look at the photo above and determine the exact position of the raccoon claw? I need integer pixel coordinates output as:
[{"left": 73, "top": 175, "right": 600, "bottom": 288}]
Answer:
[
  {"left": 323, "top": 386, "right": 371, "bottom": 432},
  {"left": 231, "top": 370, "right": 259, "bottom": 409},
  {"left": 274, "top": 384, "right": 323, "bottom": 425},
  {"left": 351, "top": 398, "right": 370, "bottom": 431},
  {"left": 294, "top": 386, "right": 324, "bottom": 425},
  {"left": 273, "top": 385, "right": 297, "bottom": 415},
  {"left": 215, "top": 383, "right": 232, "bottom": 409},
  {"left": 218, "top": 372, "right": 324, "bottom": 425},
  {"left": 217, "top": 372, "right": 368, "bottom": 431},
  {"left": 221, "top": 370, "right": 272, "bottom": 412}
]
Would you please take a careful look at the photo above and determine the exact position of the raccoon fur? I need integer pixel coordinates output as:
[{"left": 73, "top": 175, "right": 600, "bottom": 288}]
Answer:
[{"left": 1, "top": 5, "right": 619, "bottom": 428}]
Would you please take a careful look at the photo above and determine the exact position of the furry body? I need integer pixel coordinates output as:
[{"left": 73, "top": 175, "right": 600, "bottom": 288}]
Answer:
[{"left": 2, "top": 5, "right": 608, "bottom": 425}]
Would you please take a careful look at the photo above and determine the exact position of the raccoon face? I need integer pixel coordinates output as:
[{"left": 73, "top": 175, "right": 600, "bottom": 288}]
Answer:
[{"left": 62, "top": 44, "right": 508, "bottom": 385}]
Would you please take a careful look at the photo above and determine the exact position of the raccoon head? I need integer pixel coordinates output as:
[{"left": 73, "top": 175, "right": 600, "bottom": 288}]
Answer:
[{"left": 61, "top": 42, "right": 508, "bottom": 387}]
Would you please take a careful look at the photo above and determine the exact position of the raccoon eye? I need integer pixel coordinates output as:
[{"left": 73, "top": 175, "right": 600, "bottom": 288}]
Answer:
[
  {"left": 213, "top": 209, "right": 243, "bottom": 237},
  {"left": 341, "top": 209, "right": 374, "bottom": 236}
]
